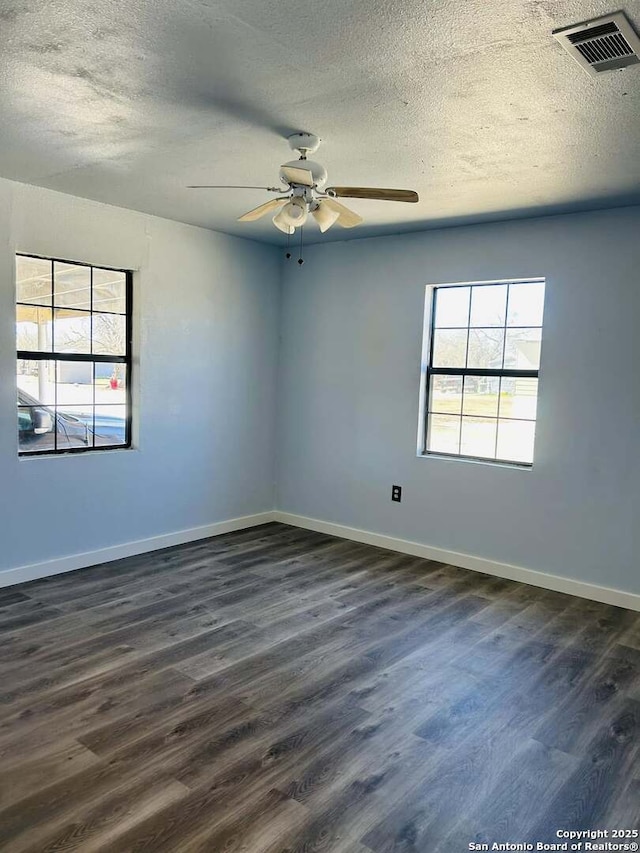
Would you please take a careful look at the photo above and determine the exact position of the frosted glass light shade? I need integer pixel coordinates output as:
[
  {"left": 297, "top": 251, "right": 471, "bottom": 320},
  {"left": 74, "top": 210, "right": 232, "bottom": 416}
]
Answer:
[
  {"left": 312, "top": 201, "right": 340, "bottom": 233},
  {"left": 279, "top": 199, "right": 308, "bottom": 227},
  {"left": 273, "top": 209, "right": 295, "bottom": 234}
]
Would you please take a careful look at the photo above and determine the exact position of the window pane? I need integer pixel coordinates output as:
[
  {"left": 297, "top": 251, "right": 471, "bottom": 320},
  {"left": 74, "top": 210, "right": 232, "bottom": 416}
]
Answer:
[
  {"left": 507, "top": 282, "right": 545, "bottom": 327},
  {"left": 427, "top": 414, "right": 461, "bottom": 454},
  {"left": 92, "top": 312, "right": 126, "bottom": 356},
  {"left": 17, "top": 360, "right": 56, "bottom": 406},
  {"left": 497, "top": 419, "right": 536, "bottom": 464},
  {"left": 93, "top": 407, "right": 127, "bottom": 446},
  {"left": 54, "top": 262, "right": 91, "bottom": 311},
  {"left": 17, "top": 304, "right": 53, "bottom": 352},
  {"left": 504, "top": 328, "right": 542, "bottom": 369},
  {"left": 54, "top": 309, "right": 91, "bottom": 353},
  {"left": 429, "top": 375, "right": 462, "bottom": 415},
  {"left": 499, "top": 377, "right": 539, "bottom": 420},
  {"left": 18, "top": 406, "right": 56, "bottom": 453},
  {"left": 95, "top": 364, "right": 128, "bottom": 445},
  {"left": 460, "top": 416, "right": 497, "bottom": 459},
  {"left": 470, "top": 285, "right": 507, "bottom": 327},
  {"left": 467, "top": 328, "right": 504, "bottom": 369},
  {"left": 432, "top": 329, "right": 467, "bottom": 368},
  {"left": 95, "top": 362, "right": 127, "bottom": 406},
  {"left": 462, "top": 376, "right": 500, "bottom": 417},
  {"left": 93, "top": 268, "right": 127, "bottom": 314},
  {"left": 55, "top": 406, "right": 92, "bottom": 450},
  {"left": 434, "top": 287, "right": 470, "bottom": 328},
  {"left": 56, "top": 361, "right": 94, "bottom": 408},
  {"left": 16, "top": 256, "right": 52, "bottom": 306}
]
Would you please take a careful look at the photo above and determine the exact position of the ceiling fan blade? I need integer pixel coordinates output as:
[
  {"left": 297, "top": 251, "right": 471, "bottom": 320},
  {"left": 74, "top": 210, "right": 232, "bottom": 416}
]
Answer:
[
  {"left": 311, "top": 201, "right": 340, "bottom": 233},
  {"left": 326, "top": 187, "right": 419, "bottom": 203},
  {"left": 238, "top": 198, "right": 287, "bottom": 222},
  {"left": 321, "top": 197, "right": 363, "bottom": 229},
  {"left": 280, "top": 165, "right": 315, "bottom": 187},
  {"left": 188, "top": 185, "right": 283, "bottom": 192}
]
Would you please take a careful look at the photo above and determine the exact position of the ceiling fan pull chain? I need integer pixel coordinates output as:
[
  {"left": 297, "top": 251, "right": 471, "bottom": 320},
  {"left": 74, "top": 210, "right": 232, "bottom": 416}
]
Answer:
[
  {"left": 298, "top": 225, "right": 305, "bottom": 266},
  {"left": 285, "top": 231, "right": 292, "bottom": 260}
]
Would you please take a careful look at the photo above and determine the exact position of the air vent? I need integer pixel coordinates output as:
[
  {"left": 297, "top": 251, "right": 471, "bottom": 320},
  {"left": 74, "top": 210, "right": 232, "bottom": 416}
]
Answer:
[{"left": 553, "top": 12, "right": 640, "bottom": 75}]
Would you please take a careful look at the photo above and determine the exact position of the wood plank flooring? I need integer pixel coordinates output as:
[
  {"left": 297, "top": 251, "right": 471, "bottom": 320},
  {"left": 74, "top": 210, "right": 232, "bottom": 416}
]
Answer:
[{"left": 0, "top": 522, "right": 639, "bottom": 851}]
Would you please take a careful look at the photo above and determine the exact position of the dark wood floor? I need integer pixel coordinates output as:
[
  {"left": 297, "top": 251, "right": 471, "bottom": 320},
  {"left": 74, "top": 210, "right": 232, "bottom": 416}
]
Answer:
[{"left": 0, "top": 523, "right": 639, "bottom": 852}]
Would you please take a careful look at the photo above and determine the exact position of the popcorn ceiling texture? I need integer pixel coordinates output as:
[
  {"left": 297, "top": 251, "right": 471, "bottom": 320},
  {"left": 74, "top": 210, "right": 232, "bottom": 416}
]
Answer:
[{"left": 0, "top": 0, "right": 639, "bottom": 244}]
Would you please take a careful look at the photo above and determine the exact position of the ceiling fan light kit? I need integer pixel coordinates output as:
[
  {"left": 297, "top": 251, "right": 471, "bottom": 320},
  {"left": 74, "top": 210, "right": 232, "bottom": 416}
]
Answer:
[
  {"left": 272, "top": 209, "right": 295, "bottom": 235},
  {"left": 278, "top": 197, "right": 309, "bottom": 227},
  {"left": 311, "top": 201, "right": 341, "bottom": 233},
  {"left": 188, "top": 131, "right": 419, "bottom": 248}
]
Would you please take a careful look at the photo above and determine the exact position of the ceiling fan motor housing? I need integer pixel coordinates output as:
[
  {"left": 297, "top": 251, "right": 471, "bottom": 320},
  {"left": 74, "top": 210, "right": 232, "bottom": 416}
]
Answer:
[{"left": 280, "top": 159, "right": 328, "bottom": 188}]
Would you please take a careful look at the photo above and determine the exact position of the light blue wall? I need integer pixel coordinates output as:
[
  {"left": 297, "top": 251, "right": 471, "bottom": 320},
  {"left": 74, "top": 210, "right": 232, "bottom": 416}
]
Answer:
[
  {"left": 0, "top": 179, "right": 281, "bottom": 574},
  {"left": 3, "top": 183, "right": 638, "bottom": 597},
  {"left": 277, "top": 207, "right": 640, "bottom": 595}
]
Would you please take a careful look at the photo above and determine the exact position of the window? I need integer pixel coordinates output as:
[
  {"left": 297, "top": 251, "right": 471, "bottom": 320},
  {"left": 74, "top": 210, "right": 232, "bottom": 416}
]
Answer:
[
  {"left": 16, "top": 254, "right": 132, "bottom": 456},
  {"left": 420, "top": 279, "right": 545, "bottom": 466}
]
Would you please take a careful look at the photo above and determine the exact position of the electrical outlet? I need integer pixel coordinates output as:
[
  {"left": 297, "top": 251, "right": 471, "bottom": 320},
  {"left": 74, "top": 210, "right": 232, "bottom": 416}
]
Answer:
[{"left": 391, "top": 485, "right": 402, "bottom": 503}]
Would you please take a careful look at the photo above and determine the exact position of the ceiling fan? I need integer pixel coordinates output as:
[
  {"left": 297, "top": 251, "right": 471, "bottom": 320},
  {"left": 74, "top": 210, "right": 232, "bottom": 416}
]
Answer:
[{"left": 188, "top": 132, "right": 419, "bottom": 237}]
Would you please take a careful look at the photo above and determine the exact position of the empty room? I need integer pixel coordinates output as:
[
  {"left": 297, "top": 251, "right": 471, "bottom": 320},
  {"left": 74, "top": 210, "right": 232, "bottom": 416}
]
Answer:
[{"left": 1, "top": 0, "right": 639, "bottom": 850}]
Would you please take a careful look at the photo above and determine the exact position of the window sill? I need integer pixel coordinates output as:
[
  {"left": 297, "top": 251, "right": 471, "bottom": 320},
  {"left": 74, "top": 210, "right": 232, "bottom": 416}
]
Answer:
[
  {"left": 417, "top": 451, "right": 532, "bottom": 471},
  {"left": 19, "top": 446, "right": 137, "bottom": 460}
]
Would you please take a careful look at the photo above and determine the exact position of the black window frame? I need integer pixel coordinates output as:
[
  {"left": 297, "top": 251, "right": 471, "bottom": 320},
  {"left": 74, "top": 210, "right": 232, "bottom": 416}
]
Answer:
[
  {"left": 420, "top": 279, "right": 544, "bottom": 468},
  {"left": 16, "top": 253, "right": 133, "bottom": 457}
]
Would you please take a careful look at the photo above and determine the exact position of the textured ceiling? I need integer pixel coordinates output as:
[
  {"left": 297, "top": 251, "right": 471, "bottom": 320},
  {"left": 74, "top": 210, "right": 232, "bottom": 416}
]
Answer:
[{"left": 1, "top": 0, "right": 640, "bottom": 245}]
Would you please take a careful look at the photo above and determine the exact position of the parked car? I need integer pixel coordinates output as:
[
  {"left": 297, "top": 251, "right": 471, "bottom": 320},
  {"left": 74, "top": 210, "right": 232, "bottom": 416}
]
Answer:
[{"left": 18, "top": 389, "right": 126, "bottom": 451}]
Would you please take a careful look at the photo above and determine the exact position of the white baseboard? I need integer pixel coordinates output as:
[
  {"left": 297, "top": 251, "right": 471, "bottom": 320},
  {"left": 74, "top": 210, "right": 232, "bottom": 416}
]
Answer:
[
  {"left": 5, "top": 508, "right": 638, "bottom": 613},
  {"left": 0, "top": 512, "right": 276, "bottom": 589},
  {"left": 273, "top": 511, "right": 640, "bottom": 613}
]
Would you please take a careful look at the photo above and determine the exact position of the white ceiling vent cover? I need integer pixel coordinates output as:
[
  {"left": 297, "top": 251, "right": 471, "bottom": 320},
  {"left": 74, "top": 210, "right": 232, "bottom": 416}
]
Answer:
[{"left": 553, "top": 11, "right": 640, "bottom": 75}]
